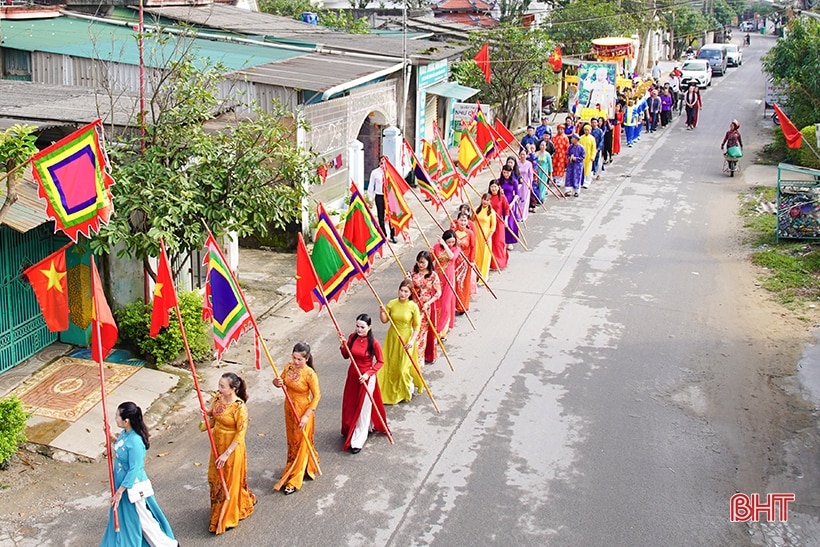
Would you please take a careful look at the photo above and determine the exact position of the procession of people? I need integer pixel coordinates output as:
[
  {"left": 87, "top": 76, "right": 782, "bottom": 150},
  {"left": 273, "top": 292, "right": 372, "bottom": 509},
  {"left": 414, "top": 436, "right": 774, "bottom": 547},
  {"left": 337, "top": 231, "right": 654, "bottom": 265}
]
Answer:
[{"left": 100, "top": 59, "right": 704, "bottom": 545}]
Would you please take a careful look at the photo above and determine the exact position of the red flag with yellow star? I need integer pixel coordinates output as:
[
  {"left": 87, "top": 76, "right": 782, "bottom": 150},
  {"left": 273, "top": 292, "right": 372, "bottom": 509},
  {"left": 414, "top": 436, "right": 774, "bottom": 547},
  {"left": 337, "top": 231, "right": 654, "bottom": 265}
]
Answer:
[
  {"left": 150, "top": 243, "right": 178, "bottom": 337},
  {"left": 23, "top": 244, "right": 71, "bottom": 332}
]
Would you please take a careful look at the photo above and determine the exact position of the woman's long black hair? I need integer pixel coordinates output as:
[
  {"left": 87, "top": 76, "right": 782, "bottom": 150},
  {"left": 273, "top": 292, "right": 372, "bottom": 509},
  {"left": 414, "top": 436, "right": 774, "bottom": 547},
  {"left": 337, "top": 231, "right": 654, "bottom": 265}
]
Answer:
[
  {"left": 118, "top": 401, "right": 150, "bottom": 450},
  {"left": 293, "top": 342, "right": 315, "bottom": 370},
  {"left": 413, "top": 250, "right": 435, "bottom": 278},
  {"left": 222, "top": 372, "right": 249, "bottom": 402},
  {"left": 355, "top": 313, "right": 376, "bottom": 358}
]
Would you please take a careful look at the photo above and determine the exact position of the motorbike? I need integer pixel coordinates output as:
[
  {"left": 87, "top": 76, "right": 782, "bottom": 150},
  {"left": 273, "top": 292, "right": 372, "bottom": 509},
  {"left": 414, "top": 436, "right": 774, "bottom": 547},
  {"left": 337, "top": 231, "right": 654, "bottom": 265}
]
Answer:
[
  {"left": 541, "top": 95, "right": 558, "bottom": 116},
  {"left": 723, "top": 151, "right": 741, "bottom": 177}
]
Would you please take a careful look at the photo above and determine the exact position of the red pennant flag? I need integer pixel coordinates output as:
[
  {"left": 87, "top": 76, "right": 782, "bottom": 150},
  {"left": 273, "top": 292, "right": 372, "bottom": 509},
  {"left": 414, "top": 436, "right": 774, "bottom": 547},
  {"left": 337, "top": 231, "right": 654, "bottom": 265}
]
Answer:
[
  {"left": 548, "top": 46, "right": 563, "bottom": 72},
  {"left": 774, "top": 104, "right": 803, "bottom": 149},
  {"left": 381, "top": 156, "right": 411, "bottom": 195},
  {"left": 473, "top": 106, "right": 497, "bottom": 160},
  {"left": 474, "top": 43, "right": 491, "bottom": 83},
  {"left": 295, "top": 233, "right": 318, "bottom": 313},
  {"left": 149, "top": 244, "right": 178, "bottom": 337},
  {"left": 493, "top": 118, "right": 517, "bottom": 151},
  {"left": 23, "top": 245, "right": 70, "bottom": 332},
  {"left": 90, "top": 256, "right": 118, "bottom": 361}
]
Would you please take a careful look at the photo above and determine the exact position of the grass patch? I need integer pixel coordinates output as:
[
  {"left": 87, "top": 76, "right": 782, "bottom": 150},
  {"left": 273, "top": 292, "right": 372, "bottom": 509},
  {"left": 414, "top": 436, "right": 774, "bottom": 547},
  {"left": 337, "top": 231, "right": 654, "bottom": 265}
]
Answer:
[{"left": 742, "top": 186, "right": 820, "bottom": 307}]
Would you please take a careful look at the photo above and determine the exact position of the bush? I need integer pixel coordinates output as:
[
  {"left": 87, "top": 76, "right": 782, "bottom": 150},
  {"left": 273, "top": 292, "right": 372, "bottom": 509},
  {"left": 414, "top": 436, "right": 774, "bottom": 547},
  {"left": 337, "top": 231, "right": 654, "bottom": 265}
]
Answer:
[
  {"left": 0, "top": 396, "right": 29, "bottom": 467},
  {"left": 116, "top": 291, "right": 211, "bottom": 365},
  {"left": 786, "top": 125, "right": 820, "bottom": 170}
]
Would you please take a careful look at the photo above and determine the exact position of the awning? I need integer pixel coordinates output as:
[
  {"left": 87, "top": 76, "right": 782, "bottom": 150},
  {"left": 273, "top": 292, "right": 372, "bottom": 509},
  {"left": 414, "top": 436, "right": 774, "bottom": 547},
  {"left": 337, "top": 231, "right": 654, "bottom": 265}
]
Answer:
[{"left": 424, "top": 80, "right": 479, "bottom": 101}]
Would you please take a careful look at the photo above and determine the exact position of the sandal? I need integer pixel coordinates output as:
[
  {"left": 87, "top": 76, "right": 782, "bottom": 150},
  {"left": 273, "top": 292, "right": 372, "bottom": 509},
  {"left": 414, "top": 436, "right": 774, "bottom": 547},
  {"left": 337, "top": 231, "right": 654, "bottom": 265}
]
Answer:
[{"left": 283, "top": 485, "right": 296, "bottom": 495}]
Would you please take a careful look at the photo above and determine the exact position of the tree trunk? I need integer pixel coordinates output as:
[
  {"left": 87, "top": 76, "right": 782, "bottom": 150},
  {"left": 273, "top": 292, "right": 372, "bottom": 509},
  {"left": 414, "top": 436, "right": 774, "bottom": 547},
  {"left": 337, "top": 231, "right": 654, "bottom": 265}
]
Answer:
[{"left": 0, "top": 172, "right": 20, "bottom": 226}]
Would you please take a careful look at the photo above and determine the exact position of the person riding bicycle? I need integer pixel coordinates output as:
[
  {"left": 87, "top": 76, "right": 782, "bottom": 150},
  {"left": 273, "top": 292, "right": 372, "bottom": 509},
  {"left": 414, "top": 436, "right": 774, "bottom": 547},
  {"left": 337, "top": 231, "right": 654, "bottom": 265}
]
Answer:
[
  {"left": 744, "top": 33, "right": 751, "bottom": 46},
  {"left": 721, "top": 120, "right": 743, "bottom": 160}
]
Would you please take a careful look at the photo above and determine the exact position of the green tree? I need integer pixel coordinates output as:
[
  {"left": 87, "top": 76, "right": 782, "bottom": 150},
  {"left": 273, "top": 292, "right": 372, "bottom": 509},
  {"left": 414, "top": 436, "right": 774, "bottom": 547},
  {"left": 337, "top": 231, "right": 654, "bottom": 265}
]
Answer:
[
  {"left": 663, "top": 6, "right": 716, "bottom": 50},
  {"left": 0, "top": 124, "right": 39, "bottom": 225},
  {"left": 546, "top": 0, "right": 638, "bottom": 56},
  {"left": 91, "top": 57, "right": 319, "bottom": 275},
  {"left": 258, "top": 0, "right": 370, "bottom": 33},
  {"left": 497, "top": 0, "right": 536, "bottom": 22},
  {"left": 762, "top": 17, "right": 820, "bottom": 130},
  {"left": 451, "top": 24, "right": 557, "bottom": 125},
  {"left": 713, "top": 0, "right": 737, "bottom": 27}
]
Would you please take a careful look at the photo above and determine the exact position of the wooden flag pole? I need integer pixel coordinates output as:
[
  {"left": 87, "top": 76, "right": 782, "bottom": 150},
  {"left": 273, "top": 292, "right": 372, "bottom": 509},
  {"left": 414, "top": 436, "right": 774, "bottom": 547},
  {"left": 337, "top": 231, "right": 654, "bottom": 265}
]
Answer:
[
  {"left": 160, "top": 241, "right": 230, "bottom": 529},
  {"left": 382, "top": 237, "right": 456, "bottom": 373},
  {"left": 456, "top": 183, "right": 498, "bottom": 300},
  {"left": 91, "top": 256, "right": 118, "bottom": 533},
  {"left": 298, "top": 234, "right": 394, "bottom": 443},
  {"left": 201, "top": 222, "right": 321, "bottom": 475},
  {"left": 463, "top": 179, "right": 529, "bottom": 251},
  {"left": 347, "top": 230, "right": 440, "bottom": 412},
  {"left": 412, "top": 218, "right": 476, "bottom": 331}
]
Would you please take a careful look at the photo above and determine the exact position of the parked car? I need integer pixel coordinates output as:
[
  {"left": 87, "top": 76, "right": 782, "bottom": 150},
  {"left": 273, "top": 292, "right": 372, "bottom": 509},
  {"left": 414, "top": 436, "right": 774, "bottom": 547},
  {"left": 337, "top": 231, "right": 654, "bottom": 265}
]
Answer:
[
  {"left": 740, "top": 21, "right": 755, "bottom": 32},
  {"left": 725, "top": 44, "right": 743, "bottom": 66},
  {"left": 697, "top": 44, "right": 728, "bottom": 76},
  {"left": 680, "top": 59, "right": 712, "bottom": 88}
]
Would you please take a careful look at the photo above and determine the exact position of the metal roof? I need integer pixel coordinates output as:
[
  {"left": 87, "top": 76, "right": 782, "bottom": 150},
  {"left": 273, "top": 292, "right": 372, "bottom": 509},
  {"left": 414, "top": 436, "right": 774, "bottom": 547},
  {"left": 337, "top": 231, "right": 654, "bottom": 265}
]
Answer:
[
  {"left": 140, "top": 5, "right": 466, "bottom": 61},
  {"left": 0, "top": 16, "right": 304, "bottom": 70},
  {"left": 0, "top": 171, "right": 49, "bottom": 233},
  {"left": 0, "top": 80, "right": 140, "bottom": 127},
  {"left": 231, "top": 53, "right": 402, "bottom": 96}
]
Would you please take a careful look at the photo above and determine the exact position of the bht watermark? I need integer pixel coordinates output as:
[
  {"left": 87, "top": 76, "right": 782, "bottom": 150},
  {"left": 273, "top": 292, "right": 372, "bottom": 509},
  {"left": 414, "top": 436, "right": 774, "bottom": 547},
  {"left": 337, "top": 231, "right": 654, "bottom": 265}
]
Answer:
[{"left": 730, "top": 493, "right": 795, "bottom": 522}]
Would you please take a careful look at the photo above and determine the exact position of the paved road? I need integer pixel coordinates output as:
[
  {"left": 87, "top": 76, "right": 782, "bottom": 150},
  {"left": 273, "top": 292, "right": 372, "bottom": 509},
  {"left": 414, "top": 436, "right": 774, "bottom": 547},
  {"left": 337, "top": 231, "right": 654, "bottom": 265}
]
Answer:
[{"left": 13, "top": 35, "right": 816, "bottom": 546}]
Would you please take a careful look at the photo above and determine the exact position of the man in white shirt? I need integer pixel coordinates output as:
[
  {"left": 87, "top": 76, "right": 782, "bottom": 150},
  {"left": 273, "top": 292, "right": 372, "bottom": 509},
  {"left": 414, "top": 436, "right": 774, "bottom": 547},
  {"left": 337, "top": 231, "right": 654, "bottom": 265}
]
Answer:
[
  {"left": 366, "top": 159, "right": 396, "bottom": 243},
  {"left": 651, "top": 60, "right": 661, "bottom": 82}
]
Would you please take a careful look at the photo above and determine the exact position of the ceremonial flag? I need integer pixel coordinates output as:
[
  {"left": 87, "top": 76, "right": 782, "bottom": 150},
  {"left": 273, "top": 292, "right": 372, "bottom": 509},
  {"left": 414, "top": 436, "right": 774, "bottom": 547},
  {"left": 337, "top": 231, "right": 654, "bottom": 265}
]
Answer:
[
  {"left": 774, "top": 104, "right": 803, "bottom": 149},
  {"left": 202, "top": 234, "right": 256, "bottom": 364},
  {"left": 457, "top": 131, "right": 486, "bottom": 179},
  {"left": 342, "top": 182, "right": 385, "bottom": 271},
  {"left": 295, "top": 233, "right": 320, "bottom": 312},
  {"left": 381, "top": 156, "right": 411, "bottom": 196},
  {"left": 474, "top": 43, "right": 491, "bottom": 83},
  {"left": 422, "top": 139, "right": 440, "bottom": 178},
  {"left": 30, "top": 119, "right": 115, "bottom": 242},
  {"left": 473, "top": 106, "right": 497, "bottom": 160},
  {"left": 493, "top": 119, "right": 517, "bottom": 151},
  {"left": 404, "top": 141, "right": 441, "bottom": 208},
  {"left": 548, "top": 46, "right": 563, "bottom": 72},
  {"left": 308, "top": 203, "right": 360, "bottom": 305},
  {"left": 90, "top": 256, "right": 118, "bottom": 361},
  {"left": 381, "top": 157, "right": 414, "bottom": 237},
  {"left": 149, "top": 244, "right": 178, "bottom": 337},
  {"left": 432, "top": 123, "right": 460, "bottom": 201},
  {"left": 23, "top": 244, "right": 70, "bottom": 332}
]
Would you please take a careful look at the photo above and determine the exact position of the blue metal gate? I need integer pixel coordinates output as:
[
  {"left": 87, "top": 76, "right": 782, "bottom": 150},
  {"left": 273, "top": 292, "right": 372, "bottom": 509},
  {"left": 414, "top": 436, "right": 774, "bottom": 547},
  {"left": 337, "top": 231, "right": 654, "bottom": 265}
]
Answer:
[{"left": 0, "top": 224, "right": 60, "bottom": 373}]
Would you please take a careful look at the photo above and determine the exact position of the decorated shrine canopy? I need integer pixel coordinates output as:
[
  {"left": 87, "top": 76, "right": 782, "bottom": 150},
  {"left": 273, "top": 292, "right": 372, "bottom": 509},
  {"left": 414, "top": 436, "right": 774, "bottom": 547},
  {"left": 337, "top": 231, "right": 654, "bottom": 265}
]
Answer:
[{"left": 592, "top": 37, "right": 634, "bottom": 61}]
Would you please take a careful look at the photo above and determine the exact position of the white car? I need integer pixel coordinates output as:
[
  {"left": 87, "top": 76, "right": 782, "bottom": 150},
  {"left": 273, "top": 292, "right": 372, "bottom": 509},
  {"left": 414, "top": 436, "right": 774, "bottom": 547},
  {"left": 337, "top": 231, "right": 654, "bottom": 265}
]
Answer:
[
  {"left": 725, "top": 44, "right": 742, "bottom": 66},
  {"left": 680, "top": 59, "right": 712, "bottom": 88},
  {"left": 740, "top": 21, "right": 755, "bottom": 32}
]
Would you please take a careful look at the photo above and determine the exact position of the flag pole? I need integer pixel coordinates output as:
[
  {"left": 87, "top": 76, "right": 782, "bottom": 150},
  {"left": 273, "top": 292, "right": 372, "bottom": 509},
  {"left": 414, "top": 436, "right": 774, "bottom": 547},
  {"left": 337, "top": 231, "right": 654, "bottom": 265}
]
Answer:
[
  {"left": 404, "top": 176, "right": 498, "bottom": 300},
  {"left": 159, "top": 241, "right": 230, "bottom": 527},
  {"left": 463, "top": 179, "right": 529, "bottom": 250},
  {"left": 298, "top": 234, "right": 394, "bottom": 443},
  {"left": 201, "top": 223, "right": 322, "bottom": 474},
  {"left": 380, "top": 235, "right": 457, "bottom": 373},
  {"left": 91, "top": 255, "right": 118, "bottom": 533},
  {"left": 342, "top": 227, "right": 440, "bottom": 412},
  {"left": 412, "top": 217, "right": 476, "bottom": 331},
  {"left": 455, "top": 181, "right": 499, "bottom": 299}
]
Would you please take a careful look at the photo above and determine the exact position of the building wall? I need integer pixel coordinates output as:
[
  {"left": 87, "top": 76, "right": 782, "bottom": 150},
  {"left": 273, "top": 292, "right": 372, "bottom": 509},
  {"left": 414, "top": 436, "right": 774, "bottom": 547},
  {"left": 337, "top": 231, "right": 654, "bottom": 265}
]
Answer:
[{"left": 303, "top": 79, "right": 397, "bottom": 206}]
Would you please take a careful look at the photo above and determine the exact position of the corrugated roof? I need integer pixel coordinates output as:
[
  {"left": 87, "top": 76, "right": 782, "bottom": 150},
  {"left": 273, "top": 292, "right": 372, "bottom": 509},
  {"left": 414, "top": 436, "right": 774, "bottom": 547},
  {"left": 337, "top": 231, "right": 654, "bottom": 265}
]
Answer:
[
  {"left": 231, "top": 53, "right": 401, "bottom": 94},
  {"left": 0, "top": 80, "right": 140, "bottom": 127},
  {"left": 0, "top": 170, "right": 49, "bottom": 233},
  {"left": 0, "top": 16, "right": 305, "bottom": 70},
  {"left": 140, "top": 5, "right": 466, "bottom": 61}
]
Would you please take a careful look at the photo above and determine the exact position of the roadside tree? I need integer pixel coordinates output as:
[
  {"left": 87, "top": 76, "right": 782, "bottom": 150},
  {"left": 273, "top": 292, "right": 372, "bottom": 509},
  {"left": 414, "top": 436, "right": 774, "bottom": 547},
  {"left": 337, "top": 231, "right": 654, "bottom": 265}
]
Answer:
[
  {"left": 91, "top": 57, "right": 319, "bottom": 277},
  {"left": 0, "top": 125, "right": 39, "bottom": 226},
  {"left": 451, "top": 24, "right": 557, "bottom": 125},
  {"left": 762, "top": 16, "right": 820, "bottom": 130}
]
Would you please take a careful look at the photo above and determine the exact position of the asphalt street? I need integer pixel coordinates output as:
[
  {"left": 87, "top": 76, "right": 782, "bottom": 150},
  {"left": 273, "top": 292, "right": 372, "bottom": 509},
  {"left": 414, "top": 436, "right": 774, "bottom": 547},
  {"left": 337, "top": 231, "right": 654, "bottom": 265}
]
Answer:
[{"left": 11, "top": 34, "right": 818, "bottom": 546}]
